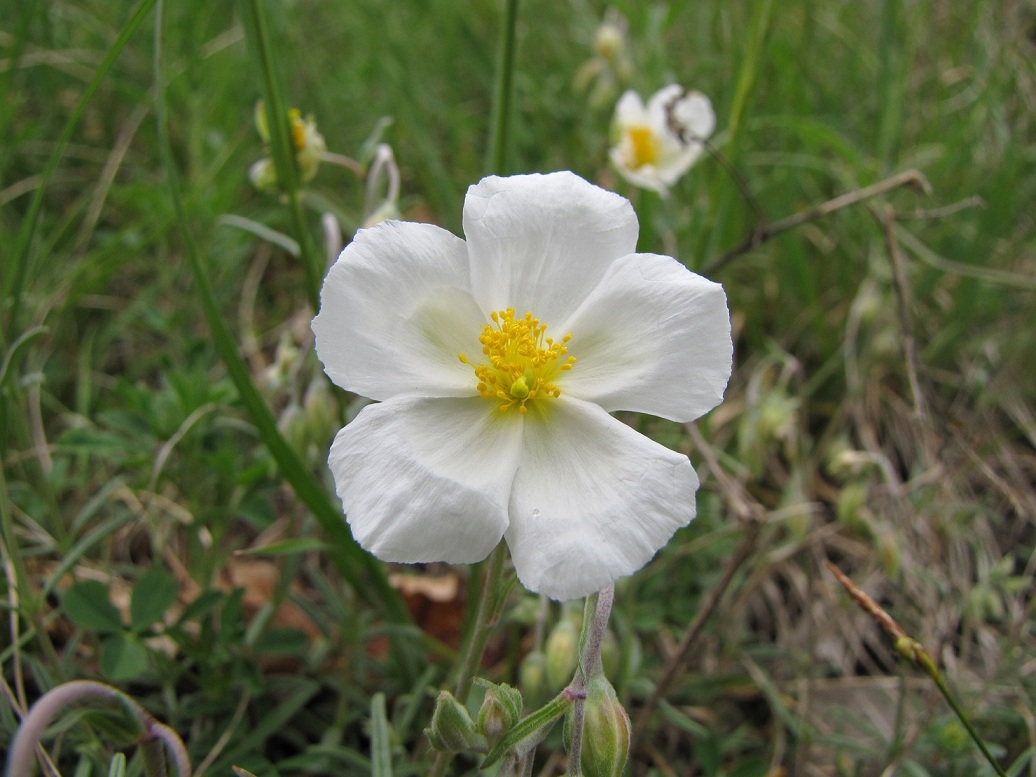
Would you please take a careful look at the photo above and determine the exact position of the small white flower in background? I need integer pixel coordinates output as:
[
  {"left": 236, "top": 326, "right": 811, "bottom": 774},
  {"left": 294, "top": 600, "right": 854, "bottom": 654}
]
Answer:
[
  {"left": 312, "top": 172, "right": 732, "bottom": 600},
  {"left": 361, "top": 143, "right": 401, "bottom": 228},
  {"left": 610, "top": 85, "right": 715, "bottom": 195},
  {"left": 249, "top": 101, "right": 327, "bottom": 193}
]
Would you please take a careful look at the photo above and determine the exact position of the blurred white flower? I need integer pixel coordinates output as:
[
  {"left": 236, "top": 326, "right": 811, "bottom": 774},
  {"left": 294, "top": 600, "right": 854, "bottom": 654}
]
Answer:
[
  {"left": 312, "top": 172, "right": 732, "bottom": 600},
  {"left": 610, "top": 85, "right": 715, "bottom": 195},
  {"left": 250, "top": 102, "right": 327, "bottom": 193}
]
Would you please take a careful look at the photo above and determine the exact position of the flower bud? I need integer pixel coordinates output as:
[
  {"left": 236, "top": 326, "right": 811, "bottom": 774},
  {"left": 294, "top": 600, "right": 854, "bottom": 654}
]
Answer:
[
  {"left": 519, "top": 649, "right": 548, "bottom": 709},
  {"left": 567, "top": 674, "right": 630, "bottom": 777},
  {"left": 303, "top": 379, "right": 336, "bottom": 444},
  {"left": 425, "top": 690, "right": 481, "bottom": 753},
  {"left": 599, "top": 628, "right": 620, "bottom": 681},
  {"left": 248, "top": 158, "right": 278, "bottom": 193},
  {"left": 545, "top": 617, "right": 580, "bottom": 690},
  {"left": 476, "top": 681, "right": 522, "bottom": 743}
]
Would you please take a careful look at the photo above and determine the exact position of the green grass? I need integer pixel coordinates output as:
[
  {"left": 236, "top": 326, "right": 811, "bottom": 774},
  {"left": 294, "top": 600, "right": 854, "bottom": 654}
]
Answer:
[{"left": 2, "top": 0, "right": 1035, "bottom": 775}]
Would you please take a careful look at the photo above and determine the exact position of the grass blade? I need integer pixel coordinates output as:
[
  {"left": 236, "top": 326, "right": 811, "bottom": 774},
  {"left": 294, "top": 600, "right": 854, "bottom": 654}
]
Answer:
[{"left": 151, "top": 0, "right": 408, "bottom": 625}]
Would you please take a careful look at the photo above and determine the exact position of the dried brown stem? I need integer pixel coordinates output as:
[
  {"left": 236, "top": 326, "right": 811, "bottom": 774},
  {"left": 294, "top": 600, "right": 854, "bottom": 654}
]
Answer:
[
  {"left": 878, "top": 205, "right": 930, "bottom": 429},
  {"left": 704, "top": 169, "right": 932, "bottom": 275}
]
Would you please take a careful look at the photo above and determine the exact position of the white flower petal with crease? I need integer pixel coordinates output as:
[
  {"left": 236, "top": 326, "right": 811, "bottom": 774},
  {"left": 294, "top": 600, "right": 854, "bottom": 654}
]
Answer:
[
  {"left": 505, "top": 397, "right": 699, "bottom": 601},
  {"left": 561, "top": 252, "right": 732, "bottom": 421},
  {"left": 463, "top": 172, "right": 638, "bottom": 326},
  {"left": 313, "top": 221, "right": 484, "bottom": 401},
  {"left": 329, "top": 396, "right": 523, "bottom": 564}
]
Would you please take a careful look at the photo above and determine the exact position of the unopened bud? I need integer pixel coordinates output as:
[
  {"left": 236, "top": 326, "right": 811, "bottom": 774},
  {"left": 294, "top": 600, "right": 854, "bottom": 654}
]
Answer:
[
  {"left": 545, "top": 617, "right": 580, "bottom": 690},
  {"left": 476, "top": 681, "right": 522, "bottom": 743},
  {"left": 567, "top": 674, "right": 630, "bottom": 777},
  {"left": 249, "top": 158, "right": 278, "bottom": 193},
  {"left": 303, "top": 379, "right": 335, "bottom": 442},
  {"left": 425, "top": 691, "right": 481, "bottom": 753},
  {"left": 599, "top": 628, "right": 620, "bottom": 681},
  {"left": 519, "top": 650, "right": 548, "bottom": 708}
]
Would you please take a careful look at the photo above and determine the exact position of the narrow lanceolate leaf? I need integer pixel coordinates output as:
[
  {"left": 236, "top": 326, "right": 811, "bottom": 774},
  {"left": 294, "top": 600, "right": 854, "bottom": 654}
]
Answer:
[
  {"left": 480, "top": 693, "right": 573, "bottom": 770},
  {"left": 370, "top": 693, "right": 394, "bottom": 777}
]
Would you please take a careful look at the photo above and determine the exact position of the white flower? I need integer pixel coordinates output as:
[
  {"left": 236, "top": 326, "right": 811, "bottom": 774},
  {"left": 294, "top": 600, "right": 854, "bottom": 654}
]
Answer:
[
  {"left": 312, "top": 172, "right": 732, "bottom": 600},
  {"left": 610, "top": 85, "right": 715, "bottom": 195}
]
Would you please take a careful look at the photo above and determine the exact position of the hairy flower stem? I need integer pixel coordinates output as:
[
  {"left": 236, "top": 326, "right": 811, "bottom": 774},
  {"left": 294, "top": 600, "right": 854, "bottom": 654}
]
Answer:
[
  {"left": 566, "top": 584, "right": 615, "bottom": 776},
  {"left": 5, "top": 680, "right": 191, "bottom": 777}
]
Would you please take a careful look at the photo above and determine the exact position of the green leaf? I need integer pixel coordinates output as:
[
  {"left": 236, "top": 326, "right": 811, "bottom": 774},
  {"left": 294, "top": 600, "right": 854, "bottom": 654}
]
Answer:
[
  {"left": 130, "top": 566, "right": 178, "bottom": 632},
  {"left": 106, "top": 752, "right": 128, "bottom": 777},
  {"left": 63, "top": 580, "right": 123, "bottom": 634},
  {"left": 235, "top": 537, "right": 330, "bottom": 557},
  {"left": 100, "top": 633, "right": 150, "bottom": 681},
  {"left": 481, "top": 692, "right": 573, "bottom": 770},
  {"left": 253, "top": 628, "right": 310, "bottom": 656},
  {"left": 370, "top": 692, "right": 393, "bottom": 777}
]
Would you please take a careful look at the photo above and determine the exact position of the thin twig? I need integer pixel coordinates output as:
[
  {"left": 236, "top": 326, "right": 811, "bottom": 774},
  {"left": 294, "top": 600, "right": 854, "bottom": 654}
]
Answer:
[
  {"left": 824, "top": 561, "right": 1009, "bottom": 777},
  {"left": 893, "top": 195, "right": 984, "bottom": 220},
  {"left": 879, "top": 207, "right": 928, "bottom": 423},
  {"left": 703, "top": 169, "right": 931, "bottom": 275}
]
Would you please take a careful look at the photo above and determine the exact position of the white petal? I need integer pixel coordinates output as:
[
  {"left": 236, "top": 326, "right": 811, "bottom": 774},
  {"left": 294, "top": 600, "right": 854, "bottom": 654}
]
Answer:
[
  {"left": 608, "top": 147, "right": 671, "bottom": 194},
  {"left": 463, "top": 172, "right": 638, "bottom": 326},
  {"left": 561, "top": 252, "right": 732, "bottom": 421},
  {"left": 670, "top": 91, "right": 715, "bottom": 143},
  {"left": 654, "top": 143, "right": 707, "bottom": 187},
  {"left": 505, "top": 398, "right": 699, "bottom": 600},
  {"left": 313, "top": 221, "right": 485, "bottom": 400},
  {"left": 330, "top": 397, "right": 523, "bottom": 564},
  {"left": 613, "top": 90, "right": 648, "bottom": 128}
]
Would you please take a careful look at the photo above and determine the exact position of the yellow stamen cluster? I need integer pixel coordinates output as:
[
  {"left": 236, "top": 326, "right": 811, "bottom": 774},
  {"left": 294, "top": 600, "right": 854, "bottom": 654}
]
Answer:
[
  {"left": 627, "top": 125, "right": 659, "bottom": 168},
  {"left": 288, "top": 109, "right": 307, "bottom": 151},
  {"left": 459, "top": 308, "right": 576, "bottom": 415}
]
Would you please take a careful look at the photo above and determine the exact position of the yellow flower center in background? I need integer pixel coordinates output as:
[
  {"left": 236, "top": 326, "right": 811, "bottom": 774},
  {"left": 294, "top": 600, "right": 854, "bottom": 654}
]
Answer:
[
  {"left": 460, "top": 308, "right": 576, "bottom": 415},
  {"left": 289, "top": 109, "right": 307, "bottom": 151},
  {"left": 627, "top": 125, "right": 659, "bottom": 168}
]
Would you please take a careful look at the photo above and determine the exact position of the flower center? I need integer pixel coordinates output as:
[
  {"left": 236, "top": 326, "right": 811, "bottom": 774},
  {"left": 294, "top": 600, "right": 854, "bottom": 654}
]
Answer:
[
  {"left": 459, "top": 308, "right": 576, "bottom": 415},
  {"left": 289, "top": 109, "right": 307, "bottom": 151},
  {"left": 627, "top": 125, "right": 659, "bottom": 168}
]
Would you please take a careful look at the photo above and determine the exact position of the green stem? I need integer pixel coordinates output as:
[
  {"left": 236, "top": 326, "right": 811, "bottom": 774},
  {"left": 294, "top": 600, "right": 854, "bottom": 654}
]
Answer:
[
  {"left": 486, "top": 0, "right": 520, "bottom": 176},
  {"left": 238, "top": 0, "right": 322, "bottom": 309},
  {"left": 635, "top": 190, "right": 658, "bottom": 254},
  {"left": 428, "top": 542, "right": 510, "bottom": 777},
  {"left": 927, "top": 665, "right": 1008, "bottom": 777},
  {"left": 451, "top": 542, "right": 510, "bottom": 699},
  {"left": 566, "top": 584, "right": 615, "bottom": 776}
]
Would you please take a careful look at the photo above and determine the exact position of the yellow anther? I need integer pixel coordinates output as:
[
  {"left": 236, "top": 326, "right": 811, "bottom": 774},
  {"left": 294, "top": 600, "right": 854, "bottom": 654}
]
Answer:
[
  {"left": 460, "top": 308, "right": 575, "bottom": 415},
  {"left": 628, "top": 126, "right": 659, "bottom": 168}
]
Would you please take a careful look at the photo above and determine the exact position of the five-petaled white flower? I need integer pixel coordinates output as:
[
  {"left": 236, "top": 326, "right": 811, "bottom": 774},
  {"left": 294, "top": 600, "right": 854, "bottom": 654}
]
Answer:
[
  {"left": 312, "top": 172, "right": 732, "bottom": 600},
  {"left": 610, "top": 85, "right": 715, "bottom": 195}
]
